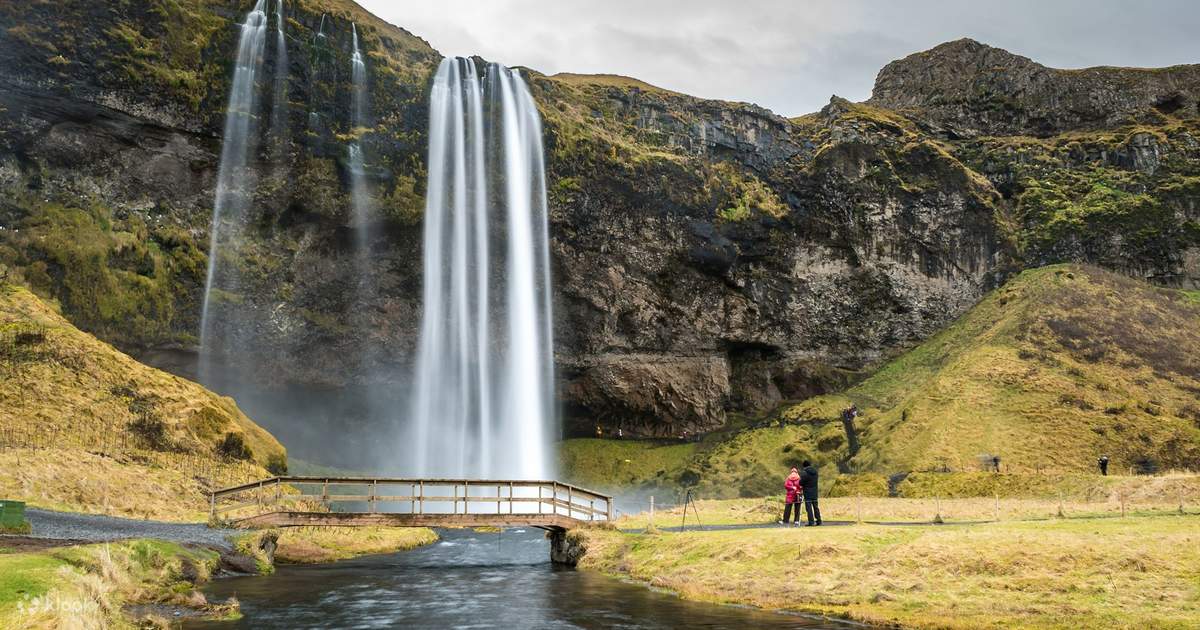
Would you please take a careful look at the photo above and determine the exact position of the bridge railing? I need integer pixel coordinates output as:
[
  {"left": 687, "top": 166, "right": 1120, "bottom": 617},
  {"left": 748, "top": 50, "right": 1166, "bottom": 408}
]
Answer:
[{"left": 210, "top": 476, "right": 614, "bottom": 525}]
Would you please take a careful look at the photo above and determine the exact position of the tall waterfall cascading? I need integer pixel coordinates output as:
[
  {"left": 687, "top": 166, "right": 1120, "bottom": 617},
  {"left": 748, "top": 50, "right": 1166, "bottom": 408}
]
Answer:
[
  {"left": 198, "top": 0, "right": 269, "bottom": 383},
  {"left": 269, "top": 0, "right": 288, "bottom": 158},
  {"left": 408, "top": 58, "right": 555, "bottom": 480},
  {"left": 348, "top": 24, "right": 371, "bottom": 253}
]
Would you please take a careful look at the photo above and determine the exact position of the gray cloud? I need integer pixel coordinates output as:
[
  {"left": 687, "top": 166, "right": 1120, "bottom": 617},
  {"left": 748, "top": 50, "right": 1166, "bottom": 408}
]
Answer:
[{"left": 364, "top": 0, "right": 1198, "bottom": 117}]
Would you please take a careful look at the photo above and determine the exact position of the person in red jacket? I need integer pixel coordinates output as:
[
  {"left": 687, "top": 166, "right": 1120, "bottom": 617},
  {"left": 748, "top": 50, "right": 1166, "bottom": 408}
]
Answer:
[{"left": 779, "top": 467, "right": 802, "bottom": 526}]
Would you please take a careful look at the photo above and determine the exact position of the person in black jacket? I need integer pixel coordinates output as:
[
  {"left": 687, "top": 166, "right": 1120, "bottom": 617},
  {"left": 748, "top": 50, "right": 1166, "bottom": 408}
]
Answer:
[{"left": 800, "top": 460, "right": 821, "bottom": 526}]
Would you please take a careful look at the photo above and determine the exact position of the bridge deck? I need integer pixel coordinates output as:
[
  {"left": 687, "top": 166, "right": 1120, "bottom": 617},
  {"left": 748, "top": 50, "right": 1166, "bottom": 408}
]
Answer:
[
  {"left": 236, "top": 511, "right": 585, "bottom": 530},
  {"left": 210, "top": 476, "right": 613, "bottom": 531}
]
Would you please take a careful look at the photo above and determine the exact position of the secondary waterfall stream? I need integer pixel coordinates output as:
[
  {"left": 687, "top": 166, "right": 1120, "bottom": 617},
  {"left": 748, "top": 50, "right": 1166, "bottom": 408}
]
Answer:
[
  {"left": 269, "top": 0, "right": 288, "bottom": 159},
  {"left": 407, "top": 58, "right": 555, "bottom": 480},
  {"left": 348, "top": 23, "right": 371, "bottom": 255},
  {"left": 198, "top": 0, "right": 269, "bottom": 384}
]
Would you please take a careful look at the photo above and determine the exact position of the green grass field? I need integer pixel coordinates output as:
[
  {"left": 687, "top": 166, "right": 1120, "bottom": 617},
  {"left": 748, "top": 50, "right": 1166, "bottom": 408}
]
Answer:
[{"left": 577, "top": 514, "right": 1200, "bottom": 629}]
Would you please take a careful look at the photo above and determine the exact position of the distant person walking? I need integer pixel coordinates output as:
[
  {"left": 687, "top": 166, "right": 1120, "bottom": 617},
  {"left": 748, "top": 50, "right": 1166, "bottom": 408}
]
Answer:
[
  {"left": 1098, "top": 455, "right": 1109, "bottom": 476},
  {"left": 992, "top": 455, "right": 1001, "bottom": 473},
  {"left": 779, "top": 467, "right": 802, "bottom": 526},
  {"left": 800, "top": 460, "right": 821, "bottom": 526}
]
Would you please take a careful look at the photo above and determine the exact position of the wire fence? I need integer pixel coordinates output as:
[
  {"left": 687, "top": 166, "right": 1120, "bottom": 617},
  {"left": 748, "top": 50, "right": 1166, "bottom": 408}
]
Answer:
[
  {"left": 0, "top": 423, "right": 267, "bottom": 492},
  {"left": 617, "top": 481, "right": 1200, "bottom": 528}
]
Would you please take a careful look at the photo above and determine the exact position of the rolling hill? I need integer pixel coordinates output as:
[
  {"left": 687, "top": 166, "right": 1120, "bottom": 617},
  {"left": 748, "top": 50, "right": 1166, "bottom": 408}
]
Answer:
[{"left": 0, "top": 284, "right": 285, "bottom": 520}]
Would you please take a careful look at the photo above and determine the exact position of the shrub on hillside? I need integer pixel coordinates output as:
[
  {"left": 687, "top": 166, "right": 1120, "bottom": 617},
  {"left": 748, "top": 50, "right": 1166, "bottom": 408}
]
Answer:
[
  {"left": 217, "top": 432, "right": 253, "bottom": 462},
  {"left": 266, "top": 453, "right": 288, "bottom": 475},
  {"left": 128, "top": 414, "right": 171, "bottom": 451}
]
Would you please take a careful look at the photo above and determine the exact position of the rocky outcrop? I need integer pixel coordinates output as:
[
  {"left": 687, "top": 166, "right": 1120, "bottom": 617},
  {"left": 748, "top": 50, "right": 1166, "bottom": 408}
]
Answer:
[
  {"left": 1, "top": 4, "right": 1197, "bottom": 448},
  {"left": 869, "top": 38, "right": 1200, "bottom": 137}
]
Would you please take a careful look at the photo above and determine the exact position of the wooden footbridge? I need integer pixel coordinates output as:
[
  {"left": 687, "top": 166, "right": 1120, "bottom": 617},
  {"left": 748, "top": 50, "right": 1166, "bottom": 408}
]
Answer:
[{"left": 210, "top": 476, "right": 613, "bottom": 559}]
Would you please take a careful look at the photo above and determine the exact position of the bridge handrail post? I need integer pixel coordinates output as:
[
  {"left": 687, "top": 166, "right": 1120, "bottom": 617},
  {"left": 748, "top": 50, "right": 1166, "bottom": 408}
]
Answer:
[
  {"left": 209, "top": 491, "right": 215, "bottom": 523},
  {"left": 369, "top": 479, "right": 377, "bottom": 514},
  {"left": 608, "top": 496, "right": 614, "bottom": 522},
  {"left": 538, "top": 484, "right": 543, "bottom": 514},
  {"left": 419, "top": 481, "right": 424, "bottom": 515},
  {"left": 568, "top": 485, "right": 573, "bottom": 520}
]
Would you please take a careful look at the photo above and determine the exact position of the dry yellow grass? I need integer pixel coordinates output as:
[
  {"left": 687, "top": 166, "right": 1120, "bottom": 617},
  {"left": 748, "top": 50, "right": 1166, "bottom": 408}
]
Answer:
[
  {"left": 578, "top": 515, "right": 1200, "bottom": 629},
  {"left": 0, "top": 284, "right": 285, "bottom": 520},
  {"left": 549, "top": 73, "right": 682, "bottom": 96}
]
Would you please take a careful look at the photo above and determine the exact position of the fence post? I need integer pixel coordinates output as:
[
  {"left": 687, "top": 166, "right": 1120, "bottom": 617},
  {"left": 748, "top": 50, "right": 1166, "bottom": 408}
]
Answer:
[
  {"left": 856, "top": 495, "right": 862, "bottom": 524},
  {"left": 650, "top": 495, "right": 655, "bottom": 527},
  {"left": 994, "top": 493, "right": 1000, "bottom": 522},
  {"left": 209, "top": 492, "right": 216, "bottom": 523}
]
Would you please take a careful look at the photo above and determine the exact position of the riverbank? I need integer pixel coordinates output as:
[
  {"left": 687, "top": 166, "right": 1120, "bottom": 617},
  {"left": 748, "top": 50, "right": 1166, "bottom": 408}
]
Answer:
[
  {"left": 3, "top": 507, "right": 440, "bottom": 627},
  {"left": 263, "top": 527, "right": 439, "bottom": 564},
  {"left": 0, "top": 538, "right": 239, "bottom": 628},
  {"left": 574, "top": 513, "right": 1200, "bottom": 628}
]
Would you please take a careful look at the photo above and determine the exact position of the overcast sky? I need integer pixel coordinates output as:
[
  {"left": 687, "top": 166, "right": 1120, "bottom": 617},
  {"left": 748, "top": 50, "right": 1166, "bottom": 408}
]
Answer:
[{"left": 359, "top": 0, "right": 1197, "bottom": 117}]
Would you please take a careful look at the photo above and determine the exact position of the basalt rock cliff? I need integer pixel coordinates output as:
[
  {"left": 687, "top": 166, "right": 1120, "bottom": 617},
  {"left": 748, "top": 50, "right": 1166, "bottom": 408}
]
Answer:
[{"left": 1, "top": 2, "right": 1197, "bottom": 452}]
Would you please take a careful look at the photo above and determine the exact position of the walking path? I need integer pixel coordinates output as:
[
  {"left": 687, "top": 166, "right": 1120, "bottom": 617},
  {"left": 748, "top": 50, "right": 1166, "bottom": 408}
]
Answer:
[{"left": 21, "top": 508, "right": 235, "bottom": 549}]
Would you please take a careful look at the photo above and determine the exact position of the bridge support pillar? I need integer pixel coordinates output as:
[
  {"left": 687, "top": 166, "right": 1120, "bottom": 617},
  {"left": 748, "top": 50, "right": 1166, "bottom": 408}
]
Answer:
[{"left": 549, "top": 528, "right": 585, "bottom": 566}]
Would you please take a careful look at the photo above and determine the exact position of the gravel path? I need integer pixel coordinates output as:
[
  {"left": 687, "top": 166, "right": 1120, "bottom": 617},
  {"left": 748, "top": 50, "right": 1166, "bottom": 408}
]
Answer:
[{"left": 25, "top": 509, "right": 236, "bottom": 549}]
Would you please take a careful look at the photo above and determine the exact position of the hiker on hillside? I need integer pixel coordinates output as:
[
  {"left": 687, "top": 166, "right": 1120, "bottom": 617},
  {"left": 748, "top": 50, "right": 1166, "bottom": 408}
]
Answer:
[
  {"left": 800, "top": 460, "right": 822, "bottom": 526},
  {"left": 779, "top": 467, "right": 802, "bottom": 526},
  {"left": 1098, "top": 455, "right": 1109, "bottom": 476},
  {"left": 992, "top": 455, "right": 1001, "bottom": 473}
]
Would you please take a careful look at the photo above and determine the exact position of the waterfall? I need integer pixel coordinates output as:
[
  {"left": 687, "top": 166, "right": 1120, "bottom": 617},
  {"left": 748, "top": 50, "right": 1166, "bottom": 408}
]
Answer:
[
  {"left": 408, "top": 58, "right": 555, "bottom": 480},
  {"left": 199, "top": 0, "right": 269, "bottom": 383},
  {"left": 348, "top": 24, "right": 371, "bottom": 251},
  {"left": 269, "top": 0, "right": 288, "bottom": 157}
]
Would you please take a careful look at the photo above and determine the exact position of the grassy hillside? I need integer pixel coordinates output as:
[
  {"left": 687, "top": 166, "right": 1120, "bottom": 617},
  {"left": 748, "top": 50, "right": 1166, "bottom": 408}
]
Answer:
[
  {"left": 0, "top": 284, "right": 285, "bottom": 520},
  {"left": 560, "top": 265, "right": 1200, "bottom": 495},
  {"left": 843, "top": 264, "right": 1200, "bottom": 473}
]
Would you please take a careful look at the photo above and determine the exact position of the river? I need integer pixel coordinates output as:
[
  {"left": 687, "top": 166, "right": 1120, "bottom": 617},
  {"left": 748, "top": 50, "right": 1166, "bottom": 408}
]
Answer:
[{"left": 187, "top": 528, "right": 854, "bottom": 629}]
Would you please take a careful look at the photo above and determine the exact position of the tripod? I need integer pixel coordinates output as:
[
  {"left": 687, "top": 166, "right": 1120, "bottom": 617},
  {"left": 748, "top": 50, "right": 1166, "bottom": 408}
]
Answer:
[{"left": 679, "top": 487, "right": 704, "bottom": 532}]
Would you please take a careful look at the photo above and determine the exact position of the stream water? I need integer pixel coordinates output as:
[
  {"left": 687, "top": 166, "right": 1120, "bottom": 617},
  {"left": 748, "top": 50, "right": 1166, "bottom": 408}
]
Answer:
[{"left": 187, "top": 529, "right": 851, "bottom": 629}]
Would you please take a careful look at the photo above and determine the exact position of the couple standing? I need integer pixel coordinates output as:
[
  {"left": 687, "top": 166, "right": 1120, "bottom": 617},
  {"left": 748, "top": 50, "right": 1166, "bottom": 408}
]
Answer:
[{"left": 781, "top": 461, "right": 821, "bottom": 526}]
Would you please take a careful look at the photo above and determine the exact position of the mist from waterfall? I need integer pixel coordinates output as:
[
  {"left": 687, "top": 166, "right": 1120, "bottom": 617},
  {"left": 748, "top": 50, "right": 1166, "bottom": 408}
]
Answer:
[
  {"left": 407, "top": 58, "right": 555, "bottom": 480},
  {"left": 198, "top": 0, "right": 269, "bottom": 384}
]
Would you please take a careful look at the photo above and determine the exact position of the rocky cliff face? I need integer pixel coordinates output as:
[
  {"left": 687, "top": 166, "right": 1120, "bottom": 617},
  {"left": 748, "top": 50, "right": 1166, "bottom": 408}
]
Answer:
[{"left": 1, "top": 4, "right": 1197, "bottom": 449}]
